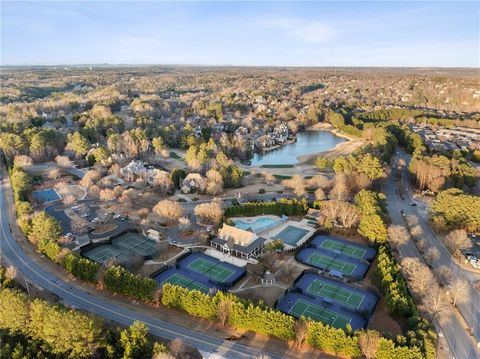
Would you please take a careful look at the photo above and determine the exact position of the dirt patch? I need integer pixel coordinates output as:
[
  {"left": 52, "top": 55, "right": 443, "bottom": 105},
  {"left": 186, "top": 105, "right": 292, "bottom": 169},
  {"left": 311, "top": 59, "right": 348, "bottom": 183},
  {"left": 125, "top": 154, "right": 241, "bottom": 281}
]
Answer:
[
  {"left": 235, "top": 285, "right": 285, "bottom": 307},
  {"left": 368, "top": 296, "right": 403, "bottom": 336},
  {"left": 92, "top": 223, "right": 117, "bottom": 235}
]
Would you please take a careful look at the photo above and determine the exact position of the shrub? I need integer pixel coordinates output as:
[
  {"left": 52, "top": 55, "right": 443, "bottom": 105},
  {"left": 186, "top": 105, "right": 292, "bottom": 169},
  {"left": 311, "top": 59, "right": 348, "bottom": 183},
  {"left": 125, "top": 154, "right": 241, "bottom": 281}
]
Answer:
[{"left": 104, "top": 266, "right": 156, "bottom": 301}]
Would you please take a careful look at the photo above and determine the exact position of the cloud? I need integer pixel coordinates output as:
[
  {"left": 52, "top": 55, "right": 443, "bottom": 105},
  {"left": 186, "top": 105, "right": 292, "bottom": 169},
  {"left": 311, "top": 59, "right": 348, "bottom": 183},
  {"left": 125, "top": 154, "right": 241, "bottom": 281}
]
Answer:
[{"left": 263, "top": 17, "right": 334, "bottom": 43}]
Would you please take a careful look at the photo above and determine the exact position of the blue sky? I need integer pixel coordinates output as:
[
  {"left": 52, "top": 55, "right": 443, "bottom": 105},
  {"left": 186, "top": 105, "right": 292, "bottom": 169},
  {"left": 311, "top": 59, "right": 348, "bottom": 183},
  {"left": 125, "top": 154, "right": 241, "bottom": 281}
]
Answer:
[{"left": 2, "top": 1, "right": 479, "bottom": 67}]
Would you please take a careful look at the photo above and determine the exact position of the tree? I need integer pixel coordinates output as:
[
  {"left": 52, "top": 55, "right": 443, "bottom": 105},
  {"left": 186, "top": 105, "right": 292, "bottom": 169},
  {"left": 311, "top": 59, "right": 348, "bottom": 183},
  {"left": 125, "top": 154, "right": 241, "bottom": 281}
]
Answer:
[
  {"left": 329, "top": 174, "right": 349, "bottom": 201},
  {"left": 170, "top": 168, "right": 186, "bottom": 189},
  {"left": 387, "top": 225, "right": 410, "bottom": 249},
  {"left": 401, "top": 257, "right": 435, "bottom": 296},
  {"left": 425, "top": 247, "right": 440, "bottom": 265},
  {"left": 358, "top": 330, "right": 381, "bottom": 359},
  {"left": 168, "top": 338, "right": 186, "bottom": 359},
  {"left": 337, "top": 202, "right": 359, "bottom": 228},
  {"left": 153, "top": 200, "right": 184, "bottom": 223},
  {"left": 206, "top": 169, "right": 223, "bottom": 195},
  {"left": 62, "top": 194, "right": 76, "bottom": 207},
  {"left": 66, "top": 132, "right": 89, "bottom": 158},
  {"left": 282, "top": 175, "right": 306, "bottom": 197},
  {"left": 55, "top": 155, "right": 73, "bottom": 168},
  {"left": 449, "top": 278, "right": 469, "bottom": 307},
  {"left": 13, "top": 155, "right": 32, "bottom": 169},
  {"left": 178, "top": 217, "right": 191, "bottom": 233},
  {"left": 315, "top": 157, "right": 330, "bottom": 170},
  {"left": 358, "top": 214, "right": 387, "bottom": 243},
  {"left": 217, "top": 299, "right": 233, "bottom": 327},
  {"left": 444, "top": 229, "right": 472, "bottom": 258},
  {"left": 28, "top": 212, "right": 62, "bottom": 248},
  {"left": 420, "top": 285, "right": 448, "bottom": 322},
  {"left": 314, "top": 188, "right": 326, "bottom": 201},
  {"left": 120, "top": 321, "right": 153, "bottom": 359},
  {"left": 153, "top": 171, "right": 173, "bottom": 195},
  {"left": 194, "top": 200, "right": 223, "bottom": 225},
  {"left": 80, "top": 170, "right": 102, "bottom": 188},
  {"left": 293, "top": 318, "right": 308, "bottom": 348}
]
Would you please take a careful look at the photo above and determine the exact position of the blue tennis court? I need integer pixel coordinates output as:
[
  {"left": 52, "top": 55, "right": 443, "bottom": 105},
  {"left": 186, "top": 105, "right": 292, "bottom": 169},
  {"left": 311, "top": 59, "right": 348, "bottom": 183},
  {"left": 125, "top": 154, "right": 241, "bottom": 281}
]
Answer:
[
  {"left": 177, "top": 252, "right": 246, "bottom": 286},
  {"left": 153, "top": 268, "right": 218, "bottom": 294},
  {"left": 296, "top": 248, "right": 370, "bottom": 280},
  {"left": 276, "top": 291, "right": 366, "bottom": 330},
  {"left": 312, "top": 235, "right": 377, "bottom": 262},
  {"left": 33, "top": 188, "right": 61, "bottom": 203},
  {"left": 295, "top": 272, "right": 378, "bottom": 313}
]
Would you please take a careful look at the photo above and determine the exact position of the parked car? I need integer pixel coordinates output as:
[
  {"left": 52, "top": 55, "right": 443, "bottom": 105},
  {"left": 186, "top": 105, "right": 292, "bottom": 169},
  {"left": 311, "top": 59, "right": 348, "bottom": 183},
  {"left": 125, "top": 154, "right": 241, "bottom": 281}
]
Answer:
[
  {"left": 113, "top": 214, "right": 121, "bottom": 219},
  {"left": 410, "top": 202, "right": 417, "bottom": 206}
]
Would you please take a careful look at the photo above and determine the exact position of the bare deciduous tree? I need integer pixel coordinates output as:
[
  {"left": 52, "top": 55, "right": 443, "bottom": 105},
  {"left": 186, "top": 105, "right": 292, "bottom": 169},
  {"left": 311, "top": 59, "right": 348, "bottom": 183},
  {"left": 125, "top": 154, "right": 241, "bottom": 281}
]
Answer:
[
  {"left": 435, "top": 265, "right": 454, "bottom": 283},
  {"left": 55, "top": 155, "right": 73, "bottom": 168},
  {"left": 420, "top": 285, "right": 449, "bottom": 322},
  {"left": 206, "top": 169, "right": 223, "bottom": 195},
  {"left": 294, "top": 318, "right": 309, "bottom": 348},
  {"left": 154, "top": 171, "right": 173, "bottom": 195},
  {"left": 62, "top": 194, "right": 76, "bottom": 207},
  {"left": 5, "top": 265, "right": 17, "bottom": 280},
  {"left": 449, "top": 278, "right": 470, "bottom": 307},
  {"left": 282, "top": 174, "right": 306, "bottom": 197},
  {"left": 387, "top": 225, "right": 410, "bottom": 249},
  {"left": 13, "top": 155, "right": 33, "bottom": 168},
  {"left": 329, "top": 174, "right": 349, "bottom": 201},
  {"left": 153, "top": 200, "right": 184, "bottom": 223},
  {"left": 401, "top": 257, "right": 435, "bottom": 296},
  {"left": 48, "top": 168, "right": 61, "bottom": 180},
  {"left": 80, "top": 170, "right": 102, "bottom": 188},
  {"left": 217, "top": 299, "right": 233, "bottom": 327},
  {"left": 425, "top": 247, "right": 440, "bottom": 265},
  {"left": 178, "top": 217, "right": 191, "bottom": 233},
  {"left": 337, "top": 201, "right": 359, "bottom": 228},
  {"left": 444, "top": 229, "right": 472, "bottom": 258},
  {"left": 168, "top": 338, "right": 186, "bottom": 358},
  {"left": 262, "top": 171, "right": 275, "bottom": 184},
  {"left": 314, "top": 188, "right": 326, "bottom": 201},
  {"left": 194, "top": 200, "right": 223, "bottom": 225},
  {"left": 358, "top": 330, "right": 381, "bottom": 359}
]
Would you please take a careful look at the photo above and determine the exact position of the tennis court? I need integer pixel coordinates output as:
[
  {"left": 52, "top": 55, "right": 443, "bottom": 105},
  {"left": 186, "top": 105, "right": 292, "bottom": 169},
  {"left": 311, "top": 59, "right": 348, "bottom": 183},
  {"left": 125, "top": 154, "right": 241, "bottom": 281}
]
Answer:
[
  {"left": 312, "top": 235, "right": 377, "bottom": 262},
  {"left": 112, "top": 233, "right": 159, "bottom": 257},
  {"left": 187, "top": 256, "right": 235, "bottom": 283},
  {"left": 319, "top": 238, "right": 366, "bottom": 259},
  {"left": 33, "top": 188, "right": 61, "bottom": 203},
  {"left": 306, "top": 279, "right": 364, "bottom": 309},
  {"left": 163, "top": 272, "right": 211, "bottom": 294},
  {"left": 83, "top": 244, "right": 130, "bottom": 264},
  {"left": 306, "top": 251, "right": 356, "bottom": 276},
  {"left": 289, "top": 298, "right": 352, "bottom": 328},
  {"left": 272, "top": 225, "right": 310, "bottom": 246}
]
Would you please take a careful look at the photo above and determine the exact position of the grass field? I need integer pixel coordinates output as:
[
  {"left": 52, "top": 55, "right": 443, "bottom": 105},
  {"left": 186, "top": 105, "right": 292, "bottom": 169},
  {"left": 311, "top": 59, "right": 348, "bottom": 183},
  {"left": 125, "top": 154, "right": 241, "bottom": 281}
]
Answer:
[
  {"left": 164, "top": 273, "right": 210, "bottom": 293},
  {"left": 319, "top": 238, "right": 366, "bottom": 259},
  {"left": 306, "top": 279, "right": 364, "bottom": 309},
  {"left": 186, "top": 257, "right": 235, "bottom": 283},
  {"left": 289, "top": 299, "right": 352, "bottom": 328},
  {"left": 306, "top": 252, "right": 356, "bottom": 276}
]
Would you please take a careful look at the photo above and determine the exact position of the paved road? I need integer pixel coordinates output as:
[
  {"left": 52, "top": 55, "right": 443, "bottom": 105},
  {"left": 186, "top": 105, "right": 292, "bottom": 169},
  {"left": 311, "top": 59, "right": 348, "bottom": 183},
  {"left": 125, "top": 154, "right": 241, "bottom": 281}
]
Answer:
[
  {"left": 0, "top": 169, "right": 289, "bottom": 359},
  {"left": 385, "top": 149, "right": 480, "bottom": 359}
]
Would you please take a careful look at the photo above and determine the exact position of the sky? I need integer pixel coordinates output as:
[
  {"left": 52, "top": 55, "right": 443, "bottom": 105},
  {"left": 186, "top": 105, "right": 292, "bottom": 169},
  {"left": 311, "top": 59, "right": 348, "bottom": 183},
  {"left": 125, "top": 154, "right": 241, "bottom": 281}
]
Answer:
[{"left": 1, "top": 1, "right": 479, "bottom": 67}]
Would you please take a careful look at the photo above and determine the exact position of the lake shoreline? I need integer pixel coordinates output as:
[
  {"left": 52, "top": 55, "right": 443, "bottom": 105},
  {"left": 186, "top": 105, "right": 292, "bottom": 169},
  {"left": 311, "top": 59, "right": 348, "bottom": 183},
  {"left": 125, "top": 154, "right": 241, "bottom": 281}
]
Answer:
[{"left": 296, "top": 124, "right": 364, "bottom": 164}]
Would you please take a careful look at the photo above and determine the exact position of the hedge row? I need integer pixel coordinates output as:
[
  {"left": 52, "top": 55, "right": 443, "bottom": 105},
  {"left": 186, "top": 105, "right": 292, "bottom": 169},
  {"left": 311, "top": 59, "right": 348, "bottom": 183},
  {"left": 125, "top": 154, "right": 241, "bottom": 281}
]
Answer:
[
  {"left": 224, "top": 198, "right": 308, "bottom": 217},
  {"left": 104, "top": 266, "right": 157, "bottom": 301},
  {"left": 161, "top": 284, "right": 427, "bottom": 358}
]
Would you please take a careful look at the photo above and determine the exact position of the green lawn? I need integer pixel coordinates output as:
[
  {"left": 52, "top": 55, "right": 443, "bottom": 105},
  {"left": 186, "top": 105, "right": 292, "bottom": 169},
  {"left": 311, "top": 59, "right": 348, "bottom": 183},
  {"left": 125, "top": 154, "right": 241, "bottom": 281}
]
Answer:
[{"left": 260, "top": 164, "right": 294, "bottom": 168}]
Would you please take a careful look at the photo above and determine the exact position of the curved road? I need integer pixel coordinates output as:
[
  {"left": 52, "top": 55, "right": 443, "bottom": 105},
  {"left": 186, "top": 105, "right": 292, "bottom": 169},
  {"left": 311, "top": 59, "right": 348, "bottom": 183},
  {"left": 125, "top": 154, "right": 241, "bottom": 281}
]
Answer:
[
  {"left": 386, "top": 149, "right": 479, "bottom": 359},
  {"left": 0, "top": 169, "right": 288, "bottom": 359}
]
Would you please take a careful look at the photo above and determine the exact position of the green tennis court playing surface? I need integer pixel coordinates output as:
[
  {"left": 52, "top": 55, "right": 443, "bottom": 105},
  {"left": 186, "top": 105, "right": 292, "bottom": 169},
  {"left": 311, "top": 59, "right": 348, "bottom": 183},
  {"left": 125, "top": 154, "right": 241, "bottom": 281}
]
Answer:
[
  {"left": 319, "top": 239, "right": 366, "bottom": 259},
  {"left": 306, "top": 252, "right": 356, "bottom": 276},
  {"left": 290, "top": 299, "right": 351, "bottom": 328},
  {"left": 113, "top": 233, "right": 159, "bottom": 256},
  {"left": 187, "top": 258, "right": 234, "bottom": 282},
  {"left": 306, "top": 279, "right": 364, "bottom": 309},
  {"left": 83, "top": 245, "right": 129, "bottom": 264},
  {"left": 164, "top": 273, "right": 210, "bottom": 293}
]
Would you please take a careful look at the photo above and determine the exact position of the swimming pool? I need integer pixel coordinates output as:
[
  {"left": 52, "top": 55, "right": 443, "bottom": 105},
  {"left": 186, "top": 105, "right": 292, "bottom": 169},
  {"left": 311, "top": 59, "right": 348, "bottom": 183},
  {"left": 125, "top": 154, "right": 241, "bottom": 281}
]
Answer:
[{"left": 233, "top": 217, "right": 279, "bottom": 233}]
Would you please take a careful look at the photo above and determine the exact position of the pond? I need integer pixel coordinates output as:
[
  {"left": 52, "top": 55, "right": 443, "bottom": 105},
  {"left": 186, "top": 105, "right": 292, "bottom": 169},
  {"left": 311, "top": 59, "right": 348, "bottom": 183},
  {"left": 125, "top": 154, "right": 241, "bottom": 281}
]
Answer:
[{"left": 249, "top": 130, "right": 346, "bottom": 166}]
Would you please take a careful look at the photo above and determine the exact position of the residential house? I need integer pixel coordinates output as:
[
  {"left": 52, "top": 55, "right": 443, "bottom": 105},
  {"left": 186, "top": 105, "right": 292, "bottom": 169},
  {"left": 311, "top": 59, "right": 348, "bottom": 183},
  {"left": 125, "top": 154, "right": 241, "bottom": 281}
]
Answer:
[{"left": 181, "top": 173, "right": 207, "bottom": 194}]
